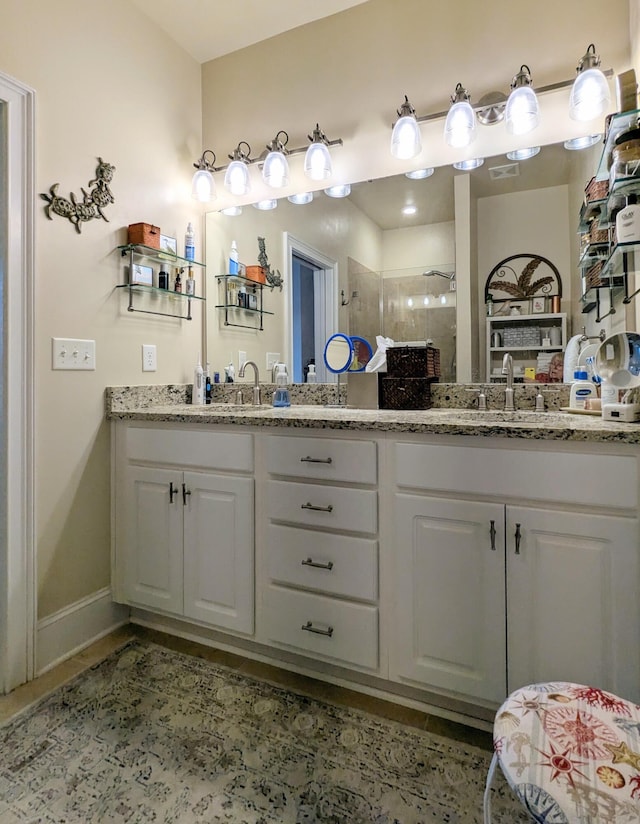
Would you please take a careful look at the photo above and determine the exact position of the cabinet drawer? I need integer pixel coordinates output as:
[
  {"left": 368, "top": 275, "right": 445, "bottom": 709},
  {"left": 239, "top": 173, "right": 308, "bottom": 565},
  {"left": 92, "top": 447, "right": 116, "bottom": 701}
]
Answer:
[
  {"left": 263, "top": 585, "right": 378, "bottom": 670},
  {"left": 265, "top": 435, "right": 376, "bottom": 483},
  {"left": 266, "top": 480, "right": 377, "bottom": 534},
  {"left": 266, "top": 524, "right": 378, "bottom": 601},
  {"left": 395, "top": 442, "right": 637, "bottom": 509},
  {"left": 125, "top": 426, "right": 253, "bottom": 472}
]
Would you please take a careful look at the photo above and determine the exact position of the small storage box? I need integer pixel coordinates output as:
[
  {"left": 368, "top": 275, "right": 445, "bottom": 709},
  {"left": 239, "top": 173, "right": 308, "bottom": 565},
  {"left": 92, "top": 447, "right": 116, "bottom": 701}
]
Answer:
[
  {"left": 379, "top": 376, "right": 434, "bottom": 410},
  {"left": 127, "top": 223, "right": 161, "bottom": 249},
  {"left": 386, "top": 345, "right": 440, "bottom": 378},
  {"left": 245, "top": 265, "right": 266, "bottom": 284}
]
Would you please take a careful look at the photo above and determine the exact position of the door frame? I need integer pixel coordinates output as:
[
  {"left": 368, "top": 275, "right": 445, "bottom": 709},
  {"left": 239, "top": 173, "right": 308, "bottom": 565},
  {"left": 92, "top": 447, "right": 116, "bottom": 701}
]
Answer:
[
  {"left": 0, "top": 70, "right": 36, "bottom": 693},
  {"left": 283, "top": 233, "right": 338, "bottom": 383}
]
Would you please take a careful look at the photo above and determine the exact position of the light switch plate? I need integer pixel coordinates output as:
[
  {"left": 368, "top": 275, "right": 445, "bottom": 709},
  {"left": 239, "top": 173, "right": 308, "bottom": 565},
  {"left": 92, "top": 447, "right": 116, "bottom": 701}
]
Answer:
[
  {"left": 52, "top": 338, "right": 96, "bottom": 370},
  {"left": 142, "top": 344, "right": 157, "bottom": 372}
]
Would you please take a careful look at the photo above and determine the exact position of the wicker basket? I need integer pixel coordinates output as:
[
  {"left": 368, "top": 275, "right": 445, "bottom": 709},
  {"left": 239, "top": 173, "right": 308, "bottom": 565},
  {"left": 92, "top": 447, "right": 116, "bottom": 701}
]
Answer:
[
  {"left": 386, "top": 346, "right": 440, "bottom": 378},
  {"left": 584, "top": 177, "right": 609, "bottom": 203},
  {"left": 127, "top": 223, "right": 161, "bottom": 249},
  {"left": 379, "top": 377, "right": 435, "bottom": 410}
]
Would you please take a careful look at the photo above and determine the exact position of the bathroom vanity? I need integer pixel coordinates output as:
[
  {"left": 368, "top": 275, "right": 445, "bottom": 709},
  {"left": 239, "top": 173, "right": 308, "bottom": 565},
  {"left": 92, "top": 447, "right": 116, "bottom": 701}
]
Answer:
[{"left": 109, "top": 392, "right": 640, "bottom": 723}]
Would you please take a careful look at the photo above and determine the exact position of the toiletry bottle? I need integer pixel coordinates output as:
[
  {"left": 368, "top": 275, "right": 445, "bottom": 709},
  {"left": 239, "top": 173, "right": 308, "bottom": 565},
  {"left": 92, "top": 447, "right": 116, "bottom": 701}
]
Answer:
[
  {"left": 569, "top": 370, "right": 597, "bottom": 409},
  {"left": 225, "top": 361, "right": 235, "bottom": 383},
  {"left": 616, "top": 193, "right": 640, "bottom": 243},
  {"left": 600, "top": 378, "right": 618, "bottom": 413},
  {"left": 174, "top": 267, "right": 182, "bottom": 293},
  {"left": 158, "top": 267, "right": 168, "bottom": 290},
  {"left": 192, "top": 355, "right": 204, "bottom": 405},
  {"left": 273, "top": 366, "right": 291, "bottom": 408},
  {"left": 306, "top": 363, "right": 317, "bottom": 383},
  {"left": 184, "top": 222, "right": 195, "bottom": 261},
  {"left": 229, "top": 240, "right": 239, "bottom": 275},
  {"left": 205, "top": 362, "right": 212, "bottom": 404},
  {"left": 238, "top": 285, "right": 247, "bottom": 308},
  {"left": 185, "top": 266, "right": 195, "bottom": 296}
]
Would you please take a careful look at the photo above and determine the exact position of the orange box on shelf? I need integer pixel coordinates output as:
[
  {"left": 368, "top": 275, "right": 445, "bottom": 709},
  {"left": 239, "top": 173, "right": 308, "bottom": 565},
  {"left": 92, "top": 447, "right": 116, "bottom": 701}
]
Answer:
[
  {"left": 245, "top": 265, "right": 266, "bottom": 284},
  {"left": 127, "top": 223, "right": 161, "bottom": 249}
]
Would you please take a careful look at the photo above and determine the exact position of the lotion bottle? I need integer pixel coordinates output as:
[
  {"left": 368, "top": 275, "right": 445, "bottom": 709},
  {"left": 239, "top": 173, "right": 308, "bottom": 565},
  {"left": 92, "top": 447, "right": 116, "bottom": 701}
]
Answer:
[
  {"left": 616, "top": 193, "right": 640, "bottom": 243},
  {"left": 569, "top": 370, "right": 597, "bottom": 410},
  {"left": 184, "top": 222, "right": 195, "bottom": 261},
  {"left": 185, "top": 266, "right": 195, "bottom": 296},
  {"left": 229, "top": 240, "right": 239, "bottom": 275},
  {"left": 192, "top": 355, "right": 204, "bottom": 405}
]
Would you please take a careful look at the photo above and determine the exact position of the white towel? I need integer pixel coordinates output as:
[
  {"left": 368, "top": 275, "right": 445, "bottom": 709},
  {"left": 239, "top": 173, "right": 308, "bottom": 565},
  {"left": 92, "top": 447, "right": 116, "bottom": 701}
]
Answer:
[{"left": 563, "top": 334, "right": 582, "bottom": 383}]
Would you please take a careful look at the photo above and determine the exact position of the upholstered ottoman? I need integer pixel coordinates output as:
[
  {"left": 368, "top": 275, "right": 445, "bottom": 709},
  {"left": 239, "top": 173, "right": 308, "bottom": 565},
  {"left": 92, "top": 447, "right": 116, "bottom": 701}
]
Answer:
[{"left": 484, "top": 682, "right": 640, "bottom": 823}]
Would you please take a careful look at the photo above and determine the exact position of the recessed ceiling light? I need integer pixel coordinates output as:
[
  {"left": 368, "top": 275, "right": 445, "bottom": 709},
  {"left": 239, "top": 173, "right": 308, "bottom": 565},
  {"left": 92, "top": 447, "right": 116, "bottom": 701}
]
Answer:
[
  {"left": 402, "top": 205, "right": 417, "bottom": 216},
  {"left": 405, "top": 168, "right": 435, "bottom": 180},
  {"left": 564, "top": 134, "right": 602, "bottom": 150},
  {"left": 506, "top": 146, "right": 541, "bottom": 161},
  {"left": 453, "top": 158, "right": 485, "bottom": 171}
]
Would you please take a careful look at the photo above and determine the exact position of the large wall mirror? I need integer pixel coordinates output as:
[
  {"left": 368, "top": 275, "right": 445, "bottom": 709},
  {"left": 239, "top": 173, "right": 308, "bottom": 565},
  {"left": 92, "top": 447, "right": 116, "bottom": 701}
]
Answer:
[{"left": 205, "top": 138, "right": 611, "bottom": 384}]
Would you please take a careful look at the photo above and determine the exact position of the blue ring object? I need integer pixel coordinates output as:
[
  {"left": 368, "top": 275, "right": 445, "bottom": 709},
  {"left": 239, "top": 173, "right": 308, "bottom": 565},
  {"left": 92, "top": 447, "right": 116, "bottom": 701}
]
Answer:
[
  {"left": 349, "top": 336, "right": 373, "bottom": 372},
  {"left": 323, "top": 333, "right": 354, "bottom": 374}
]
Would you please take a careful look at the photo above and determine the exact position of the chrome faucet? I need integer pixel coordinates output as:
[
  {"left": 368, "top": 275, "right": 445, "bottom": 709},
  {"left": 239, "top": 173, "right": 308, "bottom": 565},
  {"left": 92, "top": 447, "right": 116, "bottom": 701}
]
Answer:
[
  {"left": 502, "top": 352, "right": 515, "bottom": 411},
  {"left": 238, "top": 360, "right": 261, "bottom": 406}
]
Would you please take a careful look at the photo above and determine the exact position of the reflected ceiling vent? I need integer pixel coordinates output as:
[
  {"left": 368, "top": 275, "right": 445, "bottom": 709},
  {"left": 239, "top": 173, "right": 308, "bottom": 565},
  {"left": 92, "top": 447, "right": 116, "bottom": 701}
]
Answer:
[{"left": 488, "top": 162, "right": 520, "bottom": 180}]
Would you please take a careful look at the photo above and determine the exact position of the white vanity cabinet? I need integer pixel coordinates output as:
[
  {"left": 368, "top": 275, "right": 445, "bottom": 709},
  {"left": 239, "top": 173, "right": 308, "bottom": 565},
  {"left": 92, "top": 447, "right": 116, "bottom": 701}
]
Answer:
[
  {"left": 113, "top": 423, "right": 255, "bottom": 634},
  {"left": 390, "top": 439, "right": 640, "bottom": 705},
  {"left": 260, "top": 433, "right": 380, "bottom": 671}
]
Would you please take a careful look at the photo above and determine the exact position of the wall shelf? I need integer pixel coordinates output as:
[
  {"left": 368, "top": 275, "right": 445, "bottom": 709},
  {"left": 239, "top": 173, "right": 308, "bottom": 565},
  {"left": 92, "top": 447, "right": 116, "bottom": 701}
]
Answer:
[
  {"left": 486, "top": 313, "right": 567, "bottom": 383},
  {"left": 215, "top": 274, "right": 271, "bottom": 331}
]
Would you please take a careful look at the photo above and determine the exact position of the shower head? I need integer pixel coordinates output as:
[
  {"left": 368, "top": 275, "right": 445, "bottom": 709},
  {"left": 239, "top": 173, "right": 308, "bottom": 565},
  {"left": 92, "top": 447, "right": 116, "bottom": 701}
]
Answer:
[{"left": 423, "top": 269, "right": 455, "bottom": 280}]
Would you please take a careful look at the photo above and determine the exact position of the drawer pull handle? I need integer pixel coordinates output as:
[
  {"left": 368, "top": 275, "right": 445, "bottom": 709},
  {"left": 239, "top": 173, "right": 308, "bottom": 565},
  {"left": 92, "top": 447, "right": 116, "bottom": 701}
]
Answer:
[
  {"left": 301, "top": 557, "right": 334, "bottom": 571},
  {"left": 302, "top": 621, "right": 334, "bottom": 638},
  {"left": 515, "top": 523, "right": 522, "bottom": 554},
  {"left": 489, "top": 519, "right": 496, "bottom": 551},
  {"left": 169, "top": 482, "right": 177, "bottom": 504},
  {"left": 300, "top": 456, "right": 332, "bottom": 464},
  {"left": 301, "top": 502, "right": 334, "bottom": 513}
]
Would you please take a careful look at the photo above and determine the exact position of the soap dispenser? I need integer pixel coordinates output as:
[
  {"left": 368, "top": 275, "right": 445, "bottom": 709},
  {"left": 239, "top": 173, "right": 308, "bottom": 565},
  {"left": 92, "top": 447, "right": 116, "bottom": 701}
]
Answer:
[{"left": 273, "top": 364, "right": 291, "bottom": 407}]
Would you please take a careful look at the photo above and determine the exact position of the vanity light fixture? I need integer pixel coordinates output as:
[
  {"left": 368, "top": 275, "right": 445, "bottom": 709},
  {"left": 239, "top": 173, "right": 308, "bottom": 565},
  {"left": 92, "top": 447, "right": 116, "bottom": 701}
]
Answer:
[
  {"left": 390, "top": 95, "right": 422, "bottom": 159},
  {"left": 507, "top": 146, "right": 541, "bottom": 160},
  {"left": 453, "top": 158, "right": 484, "bottom": 170},
  {"left": 220, "top": 205, "right": 242, "bottom": 216},
  {"left": 405, "top": 168, "right": 435, "bottom": 180},
  {"left": 444, "top": 84, "right": 476, "bottom": 148},
  {"left": 564, "top": 134, "right": 601, "bottom": 150},
  {"left": 324, "top": 183, "right": 351, "bottom": 198},
  {"left": 224, "top": 142, "right": 253, "bottom": 196},
  {"left": 569, "top": 44, "right": 611, "bottom": 122},
  {"left": 262, "top": 131, "right": 290, "bottom": 188},
  {"left": 252, "top": 199, "right": 278, "bottom": 210},
  {"left": 287, "top": 192, "right": 314, "bottom": 205},
  {"left": 304, "top": 124, "right": 342, "bottom": 181},
  {"left": 505, "top": 66, "right": 540, "bottom": 135},
  {"left": 191, "top": 150, "right": 219, "bottom": 202}
]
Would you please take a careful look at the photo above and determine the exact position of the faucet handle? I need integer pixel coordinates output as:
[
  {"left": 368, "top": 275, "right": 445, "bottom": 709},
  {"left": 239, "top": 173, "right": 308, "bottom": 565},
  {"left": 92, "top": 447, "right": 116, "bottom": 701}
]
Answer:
[{"left": 464, "top": 386, "right": 488, "bottom": 410}]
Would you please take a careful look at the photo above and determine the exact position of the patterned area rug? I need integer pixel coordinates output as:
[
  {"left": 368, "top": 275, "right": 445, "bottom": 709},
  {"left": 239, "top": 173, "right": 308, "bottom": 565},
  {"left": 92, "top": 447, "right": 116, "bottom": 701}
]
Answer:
[{"left": 0, "top": 641, "right": 528, "bottom": 823}]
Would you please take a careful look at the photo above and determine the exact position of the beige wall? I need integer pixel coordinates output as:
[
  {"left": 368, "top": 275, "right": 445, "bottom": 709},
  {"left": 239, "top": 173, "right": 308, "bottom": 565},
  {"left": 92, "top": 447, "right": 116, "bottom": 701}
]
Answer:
[{"left": 1, "top": 0, "right": 203, "bottom": 618}]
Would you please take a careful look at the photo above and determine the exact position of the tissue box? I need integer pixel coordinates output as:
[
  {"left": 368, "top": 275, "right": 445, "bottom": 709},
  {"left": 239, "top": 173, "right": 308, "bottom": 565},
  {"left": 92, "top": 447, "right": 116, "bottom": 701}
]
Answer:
[{"left": 347, "top": 372, "right": 379, "bottom": 409}]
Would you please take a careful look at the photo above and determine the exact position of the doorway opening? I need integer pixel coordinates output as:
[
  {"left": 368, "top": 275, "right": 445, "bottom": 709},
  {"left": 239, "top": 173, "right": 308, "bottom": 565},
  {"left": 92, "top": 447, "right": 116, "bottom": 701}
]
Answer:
[{"left": 284, "top": 234, "right": 338, "bottom": 384}]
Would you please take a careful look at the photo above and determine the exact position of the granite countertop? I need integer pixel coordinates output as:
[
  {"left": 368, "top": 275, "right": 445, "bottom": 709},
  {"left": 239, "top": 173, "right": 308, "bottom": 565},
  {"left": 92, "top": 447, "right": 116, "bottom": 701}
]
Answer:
[{"left": 105, "top": 385, "right": 640, "bottom": 444}]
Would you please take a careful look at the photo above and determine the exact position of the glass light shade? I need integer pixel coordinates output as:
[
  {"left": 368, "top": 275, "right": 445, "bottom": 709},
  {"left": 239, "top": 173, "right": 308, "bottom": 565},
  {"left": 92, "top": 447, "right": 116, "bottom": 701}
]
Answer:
[
  {"left": 288, "top": 192, "right": 314, "bottom": 205},
  {"left": 324, "top": 184, "right": 351, "bottom": 198},
  {"left": 507, "top": 146, "right": 541, "bottom": 160},
  {"left": 564, "top": 134, "right": 601, "bottom": 151},
  {"left": 405, "top": 168, "right": 434, "bottom": 180},
  {"left": 220, "top": 205, "right": 242, "bottom": 216},
  {"left": 304, "top": 142, "right": 332, "bottom": 181},
  {"left": 569, "top": 68, "right": 611, "bottom": 121},
  {"left": 444, "top": 101, "right": 476, "bottom": 148},
  {"left": 390, "top": 115, "right": 422, "bottom": 159},
  {"left": 453, "top": 158, "right": 484, "bottom": 170},
  {"left": 262, "top": 150, "right": 290, "bottom": 188},
  {"left": 505, "top": 85, "right": 540, "bottom": 135},
  {"left": 252, "top": 199, "right": 277, "bottom": 210},
  {"left": 224, "top": 160, "right": 250, "bottom": 196},
  {"left": 191, "top": 168, "right": 215, "bottom": 202}
]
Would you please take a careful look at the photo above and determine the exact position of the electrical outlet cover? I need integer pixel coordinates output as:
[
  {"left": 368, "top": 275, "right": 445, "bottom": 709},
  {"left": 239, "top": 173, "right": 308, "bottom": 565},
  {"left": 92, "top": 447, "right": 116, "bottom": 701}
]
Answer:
[{"left": 142, "top": 344, "right": 157, "bottom": 372}]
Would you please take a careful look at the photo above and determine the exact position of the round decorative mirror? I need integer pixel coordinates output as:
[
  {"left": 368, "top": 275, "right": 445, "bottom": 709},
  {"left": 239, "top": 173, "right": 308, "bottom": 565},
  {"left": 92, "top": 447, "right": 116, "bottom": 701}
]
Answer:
[
  {"left": 323, "top": 333, "right": 354, "bottom": 373},
  {"left": 595, "top": 332, "right": 640, "bottom": 388},
  {"left": 349, "top": 336, "right": 373, "bottom": 372}
]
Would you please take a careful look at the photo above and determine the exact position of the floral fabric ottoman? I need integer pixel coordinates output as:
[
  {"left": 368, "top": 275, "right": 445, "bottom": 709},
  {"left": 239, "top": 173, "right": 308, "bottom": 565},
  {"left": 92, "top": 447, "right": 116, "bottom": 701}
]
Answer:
[{"left": 485, "top": 682, "right": 640, "bottom": 823}]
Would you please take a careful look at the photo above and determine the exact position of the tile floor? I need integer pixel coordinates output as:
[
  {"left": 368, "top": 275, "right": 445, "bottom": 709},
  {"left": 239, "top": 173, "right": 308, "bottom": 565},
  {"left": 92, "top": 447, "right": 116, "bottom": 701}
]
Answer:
[{"left": 0, "top": 624, "right": 493, "bottom": 752}]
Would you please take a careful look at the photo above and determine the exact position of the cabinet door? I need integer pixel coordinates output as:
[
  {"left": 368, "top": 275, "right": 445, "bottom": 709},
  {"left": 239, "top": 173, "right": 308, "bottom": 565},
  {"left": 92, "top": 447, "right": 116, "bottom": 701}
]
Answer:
[
  {"left": 183, "top": 472, "right": 254, "bottom": 634},
  {"left": 392, "top": 494, "right": 506, "bottom": 702},
  {"left": 121, "top": 466, "right": 183, "bottom": 613},
  {"left": 507, "top": 507, "right": 640, "bottom": 703}
]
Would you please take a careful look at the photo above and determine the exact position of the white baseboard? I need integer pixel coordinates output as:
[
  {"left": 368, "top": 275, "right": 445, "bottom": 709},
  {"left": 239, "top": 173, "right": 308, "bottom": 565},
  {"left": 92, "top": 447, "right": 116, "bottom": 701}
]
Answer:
[{"left": 36, "top": 588, "right": 130, "bottom": 675}]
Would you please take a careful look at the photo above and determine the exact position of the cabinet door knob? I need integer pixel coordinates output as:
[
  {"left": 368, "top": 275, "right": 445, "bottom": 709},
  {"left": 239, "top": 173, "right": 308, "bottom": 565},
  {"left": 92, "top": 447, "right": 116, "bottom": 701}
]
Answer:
[
  {"left": 301, "top": 502, "right": 333, "bottom": 513},
  {"left": 301, "top": 557, "right": 334, "bottom": 571},
  {"left": 182, "top": 483, "right": 191, "bottom": 506},
  {"left": 489, "top": 519, "right": 497, "bottom": 551},
  {"left": 514, "top": 523, "right": 522, "bottom": 554},
  {"left": 169, "top": 482, "right": 177, "bottom": 504},
  {"left": 301, "top": 621, "right": 334, "bottom": 638}
]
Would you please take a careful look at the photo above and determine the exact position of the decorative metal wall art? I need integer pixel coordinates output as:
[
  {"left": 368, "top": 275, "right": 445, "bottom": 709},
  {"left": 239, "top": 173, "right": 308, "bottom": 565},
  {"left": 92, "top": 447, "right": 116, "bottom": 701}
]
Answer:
[
  {"left": 40, "top": 157, "right": 116, "bottom": 233},
  {"left": 257, "top": 236, "right": 283, "bottom": 291},
  {"left": 484, "top": 253, "right": 562, "bottom": 304}
]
